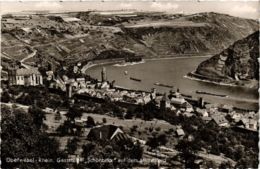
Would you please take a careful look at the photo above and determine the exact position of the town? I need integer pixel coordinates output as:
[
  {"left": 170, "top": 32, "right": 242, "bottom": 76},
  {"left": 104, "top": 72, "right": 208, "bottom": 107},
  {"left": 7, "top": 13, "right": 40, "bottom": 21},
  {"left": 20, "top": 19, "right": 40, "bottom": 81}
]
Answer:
[
  {"left": 1, "top": 7, "right": 259, "bottom": 169},
  {"left": 1, "top": 59, "right": 258, "bottom": 169}
]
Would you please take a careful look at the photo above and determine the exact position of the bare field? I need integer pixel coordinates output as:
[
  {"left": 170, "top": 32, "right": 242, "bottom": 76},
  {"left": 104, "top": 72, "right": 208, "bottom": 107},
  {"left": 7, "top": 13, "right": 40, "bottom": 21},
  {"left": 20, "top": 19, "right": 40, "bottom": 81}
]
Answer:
[{"left": 124, "top": 20, "right": 207, "bottom": 28}]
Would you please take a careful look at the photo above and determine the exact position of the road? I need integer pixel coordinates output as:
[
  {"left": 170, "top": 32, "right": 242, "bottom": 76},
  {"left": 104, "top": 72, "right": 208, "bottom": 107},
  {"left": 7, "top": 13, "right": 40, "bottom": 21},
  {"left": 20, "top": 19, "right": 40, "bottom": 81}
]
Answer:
[{"left": 20, "top": 49, "right": 37, "bottom": 62}]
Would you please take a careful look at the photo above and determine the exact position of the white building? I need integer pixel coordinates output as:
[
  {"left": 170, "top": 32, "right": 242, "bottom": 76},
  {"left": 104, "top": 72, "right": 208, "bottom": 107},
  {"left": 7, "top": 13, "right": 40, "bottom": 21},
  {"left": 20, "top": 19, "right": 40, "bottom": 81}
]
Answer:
[{"left": 8, "top": 68, "right": 43, "bottom": 86}]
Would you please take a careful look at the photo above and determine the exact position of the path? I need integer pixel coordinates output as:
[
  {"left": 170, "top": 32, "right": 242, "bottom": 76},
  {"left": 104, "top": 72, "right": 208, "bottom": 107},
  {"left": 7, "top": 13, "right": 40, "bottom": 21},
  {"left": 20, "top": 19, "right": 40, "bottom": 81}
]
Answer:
[{"left": 20, "top": 49, "right": 37, "bottom": 62}]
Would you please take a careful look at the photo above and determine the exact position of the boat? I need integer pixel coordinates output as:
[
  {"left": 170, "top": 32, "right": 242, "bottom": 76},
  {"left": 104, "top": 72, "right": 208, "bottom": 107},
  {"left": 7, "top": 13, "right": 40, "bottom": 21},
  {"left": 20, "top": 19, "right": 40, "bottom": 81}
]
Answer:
[
  {"left": 124, "top": 71, "right": 128, "bottom": 75},
  {"left": 196, "top": 90, "right": 227, "bottom": 97},
  {"left": 130, "top": 77, "right": 141, "bottom": 82},
  {"left": 154, "top": 82, "right": 173, "bottom": 88}
]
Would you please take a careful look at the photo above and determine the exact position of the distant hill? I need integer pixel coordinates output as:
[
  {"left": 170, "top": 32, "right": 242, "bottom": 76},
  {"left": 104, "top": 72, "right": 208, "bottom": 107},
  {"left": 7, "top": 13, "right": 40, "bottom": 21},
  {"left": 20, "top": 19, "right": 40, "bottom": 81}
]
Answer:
[
  {"left": 123, "top": 12, "right": 258, "bottom": 57},
  {"left": 194, "top": 31, "right": 259, "bottom": 88},
  {"left": 1, "top": 12, "right": 258, "bottom": 70}
]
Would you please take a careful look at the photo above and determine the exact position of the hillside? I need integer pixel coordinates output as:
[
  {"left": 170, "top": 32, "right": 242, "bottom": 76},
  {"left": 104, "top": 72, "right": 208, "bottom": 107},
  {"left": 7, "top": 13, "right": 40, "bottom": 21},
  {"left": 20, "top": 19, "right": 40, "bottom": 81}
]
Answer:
[
  {"left": 1, "top": 12, "right": 258, "bottom": 71},
  {"left": 194, "top": 31, "right": 259, "bottom": 88},
  {"left": 123, "top": 12, "right": 257, "bottom": 56}
]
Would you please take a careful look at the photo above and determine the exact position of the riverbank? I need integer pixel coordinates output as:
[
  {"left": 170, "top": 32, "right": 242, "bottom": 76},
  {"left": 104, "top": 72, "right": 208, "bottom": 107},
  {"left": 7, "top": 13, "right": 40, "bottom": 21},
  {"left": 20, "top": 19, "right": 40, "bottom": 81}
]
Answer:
[
  {"left": 83, "top": 55, "right": 212, "bottom": 72},
  {"left": 82, "top": 58, "right": 125, "bottom": 72},
  {"left": 186, "top": 71, "right": 259, "bottom": 90},
  {"left": 144, "top": 55, "right": 211, "bottom": 61}
]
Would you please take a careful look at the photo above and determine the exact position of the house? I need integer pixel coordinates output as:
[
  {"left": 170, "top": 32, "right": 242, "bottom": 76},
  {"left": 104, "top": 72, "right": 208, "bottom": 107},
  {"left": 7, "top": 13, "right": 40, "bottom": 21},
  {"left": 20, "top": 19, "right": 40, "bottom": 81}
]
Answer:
[
  {"left": 194, "top": 158, "right": 207, "bottom": 169},
  {"left": 8, "top": 68, "right": 43, "bottom": 86},
  {"left": 196, "top": 108, "right": 209, "bottom": 117},
  {"left": 46, "top": 71, "right": 54, "bottom": 81},
  {"left": 171, "top": 97, "right": 186, "bottom": 105},
  {"left": 176, "top": 128, "right": 185, "bottom": 137},
  {"left": 231, "top": 113, "right": 242, "bottom": 122},
  {"left": 87, "top": 125, "right": 129, "bottom": 143},
  {"left": 209, "top": 115, "right": 229, "bottom": 127},
  {"left": 220, "top": 104, "right": 233, "bottom": 113},
  {"left": 171, "top": 97, "right": 192, "bottom": 111},
  {"left": 236, "top": 118, "right": 258, "bottom": 131},
  {"left": 247, "top": 111, "right": 257, "bottom": 119},
  {"left": 100, "top": 81, "right": 110, "bottom": 89},
  {"left": 183, "top": 111, "right": 193, "bottom": 117},
  {"left": 202, "top": 116, "right": 212, "bottom": 123},
  {"left": 205, "top": 103, "right": 218, "bottom": 108},
  {"left": 184, "top": 102, "right": 194, "bottom": 112}
]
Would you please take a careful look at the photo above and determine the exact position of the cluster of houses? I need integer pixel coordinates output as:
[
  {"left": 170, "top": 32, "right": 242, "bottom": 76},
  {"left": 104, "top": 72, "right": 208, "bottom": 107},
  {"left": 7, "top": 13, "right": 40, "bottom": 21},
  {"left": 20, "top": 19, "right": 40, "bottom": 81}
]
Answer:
[
  {"left": 76, "top": 82, "right": 195, "bottom": 113},
  {"left": 195, "top": 103, "right": 258, "bottom": 132}
]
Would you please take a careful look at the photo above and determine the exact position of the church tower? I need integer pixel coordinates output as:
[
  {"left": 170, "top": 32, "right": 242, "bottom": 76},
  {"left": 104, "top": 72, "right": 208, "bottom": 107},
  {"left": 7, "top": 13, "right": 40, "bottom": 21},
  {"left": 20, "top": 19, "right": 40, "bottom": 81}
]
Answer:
[{"left": 101, "top": 67, "right": 107, "bottom": 82}]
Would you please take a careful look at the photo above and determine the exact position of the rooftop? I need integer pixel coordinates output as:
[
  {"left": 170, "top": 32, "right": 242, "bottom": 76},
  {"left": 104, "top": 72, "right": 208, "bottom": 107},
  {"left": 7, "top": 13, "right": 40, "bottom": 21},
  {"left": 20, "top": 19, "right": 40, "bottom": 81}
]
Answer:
[
  {"left": 211, "top": 115, "right": 228, "bottom": 125},
  {"left": 16, "top": 68, "right": 41, "bottom": 76},
  {"left": 87, "top": 124, "right": 124, "bottom": 141}
]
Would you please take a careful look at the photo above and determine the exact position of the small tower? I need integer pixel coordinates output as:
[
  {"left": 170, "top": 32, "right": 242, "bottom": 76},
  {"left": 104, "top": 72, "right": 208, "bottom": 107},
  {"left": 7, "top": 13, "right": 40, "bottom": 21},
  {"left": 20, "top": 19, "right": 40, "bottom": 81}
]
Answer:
[
  {"left": 7, "top": 68, "right": 17, "bottom": 86},
  {"left": 101, "top": 67, "right": 107, "bottom": 82},
  {"left": 7, "top": 62, "right": 18, "bottom": 86},
  {"left": 66, "top": 83, "right": 75, "bottom": 106},
  {"left": 110, "top": 80, "right": 115, "bottom": 88},
  {"left": 160, "top": 93, "right": 167, "bottom": 112},
  {"left": 150, "top": 88, "right": 156, "bottom": 100},
  {"left": 66, "top": 83, "right": 72, "bottom": 99},
  {"left": 198, "top": 97, "right": 205, "bottom": 108}
]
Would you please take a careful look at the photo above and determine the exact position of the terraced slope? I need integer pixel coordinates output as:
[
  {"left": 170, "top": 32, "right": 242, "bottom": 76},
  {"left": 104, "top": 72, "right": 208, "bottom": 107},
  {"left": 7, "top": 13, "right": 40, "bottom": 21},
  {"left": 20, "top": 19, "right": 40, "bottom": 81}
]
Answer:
[{"left": 1, "top": 12, "right": 258, "bottom": 70}]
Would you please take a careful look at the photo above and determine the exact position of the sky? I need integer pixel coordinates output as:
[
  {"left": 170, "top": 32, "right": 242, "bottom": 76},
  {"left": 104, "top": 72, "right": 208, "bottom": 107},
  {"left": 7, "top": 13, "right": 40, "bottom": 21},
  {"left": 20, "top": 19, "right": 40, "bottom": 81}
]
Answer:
[{"left": 0, "top": 1, "right": 259, "bottom": 19}]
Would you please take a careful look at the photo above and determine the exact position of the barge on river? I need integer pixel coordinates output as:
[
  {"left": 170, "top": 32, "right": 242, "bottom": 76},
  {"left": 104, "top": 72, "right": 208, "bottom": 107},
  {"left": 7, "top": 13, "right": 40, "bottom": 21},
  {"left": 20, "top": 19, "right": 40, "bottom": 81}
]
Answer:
[
  {"left": 154, "top": 82, "right": 173, "bottom": 88},
  {"left": 130, "top": 77, "right": 142, "bottom": 82},
  {"left": 196, "top": 90, "right": 228, "bottom": 97}
]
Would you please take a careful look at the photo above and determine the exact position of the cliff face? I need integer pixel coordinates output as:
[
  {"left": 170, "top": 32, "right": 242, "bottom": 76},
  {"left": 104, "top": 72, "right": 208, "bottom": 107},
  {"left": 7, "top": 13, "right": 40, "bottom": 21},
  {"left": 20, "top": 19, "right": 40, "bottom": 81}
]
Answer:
[{"left": 195, "top": 31, "right": 259, "bottom": 86}]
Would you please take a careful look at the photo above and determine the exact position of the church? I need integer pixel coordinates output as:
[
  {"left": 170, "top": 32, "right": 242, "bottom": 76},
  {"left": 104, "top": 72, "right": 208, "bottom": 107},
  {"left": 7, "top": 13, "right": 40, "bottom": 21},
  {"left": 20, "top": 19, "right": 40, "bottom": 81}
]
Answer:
[{"left": 8, "top": 68, "right": 43, "bottom": 86}]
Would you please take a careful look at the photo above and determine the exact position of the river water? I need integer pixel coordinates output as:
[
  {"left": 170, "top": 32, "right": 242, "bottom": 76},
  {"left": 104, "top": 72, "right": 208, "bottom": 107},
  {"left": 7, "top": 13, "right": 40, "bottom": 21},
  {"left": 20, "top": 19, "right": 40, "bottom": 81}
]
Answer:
[{"left": 86, "top": 57, "right": 258, "bottom": 110}]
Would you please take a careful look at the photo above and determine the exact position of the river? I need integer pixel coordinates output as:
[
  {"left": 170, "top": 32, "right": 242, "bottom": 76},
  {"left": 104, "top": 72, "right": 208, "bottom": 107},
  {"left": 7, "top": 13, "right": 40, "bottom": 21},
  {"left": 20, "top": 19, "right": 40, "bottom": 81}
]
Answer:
[{"left": 86, "top": 57, "right": 258, "bottom": 110}]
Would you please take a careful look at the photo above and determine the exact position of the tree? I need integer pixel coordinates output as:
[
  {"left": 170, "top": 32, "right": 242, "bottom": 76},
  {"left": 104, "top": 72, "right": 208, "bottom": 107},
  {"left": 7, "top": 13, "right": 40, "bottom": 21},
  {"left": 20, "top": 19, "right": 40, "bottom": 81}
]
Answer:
[
  {"left": 66, "top": 106, "right": 83, "bottom": 122},
  {"left": 102, "top": 117, "right": 107, "bottom": 124},
  {"left": 130, "top": 125, "right": 138, "bottom": 134},
  {"left": 56, "top": 120, "right": 73, "bottom": 136},
  {"left": 157, "top": 134, "right": 167, "bottom": 146},
  {"left": 1, "top": 106, "right": 67, "bottom": 169},
  {"left": 82, "top": 142, "right": 96, "bottom": 158},
  {"left": 66, "top": 137, "right": 79, "bottom": 154},
  {"left": 219, "top": 161, "right": 233, "bottom": 169},
  {"left": 146, "top": 136, "right": 159, "bottom": 150},
  {"left": 176, "top": 139, "right": 200, "bottom": 168},
  {"left": 28, "top": 105, "right": 46, "bottom": 130},
  {"left": 82, "top": 143, "right": 121, "bottom": 169},
  {"left": 125, "top": 108, "right": 135, "bottom": 119},
  {"left": 130, "top": 141, "right": 143, "bottom": 161},
  {"left": 1, "top": 91, "right": 11, "bottom": 103},
  {"left": 143, "top": 100, "right": 159, "bottom": 120},
  {"left": 149, "top": 164, "right": 159, "bottom": 169},
  {"left": 146, "top": 133, "right": 168, "bottom": 150},
  {"left": 86, "top": 116, "right": 95, "bottom": 127}
]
